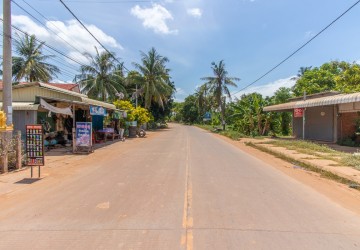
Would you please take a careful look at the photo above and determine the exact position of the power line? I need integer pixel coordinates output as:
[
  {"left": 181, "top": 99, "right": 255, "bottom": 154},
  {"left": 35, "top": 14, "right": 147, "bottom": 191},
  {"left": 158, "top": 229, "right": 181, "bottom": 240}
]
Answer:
[
  {"left": 12, "top": 0, "right": 87, "bottom": 60},
  {"left": 59, "top": 0, "right": 130, "bottom": 72},
  {"left": 232, "top": 0, "right": 360, "bottom": 97},
  {"left": 0, "top": 34, "right": 77, "bottom": 79},
  {"left": 0, "top": 18, "right": 88, "bottom": 67},
  {"left": 41, "top": 0, "right": 161, "bottom": 3},
  {"left": 19, "top": 0, "right": 90, "bottom": 56}
]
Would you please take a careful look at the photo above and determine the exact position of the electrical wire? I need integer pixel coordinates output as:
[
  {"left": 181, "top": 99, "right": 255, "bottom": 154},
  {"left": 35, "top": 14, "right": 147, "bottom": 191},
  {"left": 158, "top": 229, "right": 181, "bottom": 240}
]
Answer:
[
  {"left": 59, "top": 0, "right": 130, "bottom": 72},
  {"left": 0, "top": 34, "right": 77, "bottom": 79},
  {"left": 231, "top": 0, "right": 360, "bottom": 97},
  {"left": 0, "top": 18, "right": 88, "bottom": 67},
  {"left": 17, "top": 0, "right": 89, "bottom": 54}
]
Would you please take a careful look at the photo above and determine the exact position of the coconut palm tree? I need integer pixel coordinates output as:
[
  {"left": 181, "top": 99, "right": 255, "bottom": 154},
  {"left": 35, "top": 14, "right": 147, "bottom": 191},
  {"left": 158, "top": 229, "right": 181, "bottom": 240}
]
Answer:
[
  {"left": 12, "top": 34, "right": 60, "bottom": 82},
  {"left": 75, "top": 47, "right": 125, "bottom": 102},
  {"left": 201, "top": 60, "right": 240, "bottom": 130},
  {"left": 133, "top": 47, "right": 173, "bottom": 109}
]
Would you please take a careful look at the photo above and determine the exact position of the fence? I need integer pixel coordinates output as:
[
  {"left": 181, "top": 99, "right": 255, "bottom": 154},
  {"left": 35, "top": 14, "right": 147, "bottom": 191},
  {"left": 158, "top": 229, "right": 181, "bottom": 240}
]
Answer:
[{"left": 0, "top": 131, "right": 24, "bottom": 173}]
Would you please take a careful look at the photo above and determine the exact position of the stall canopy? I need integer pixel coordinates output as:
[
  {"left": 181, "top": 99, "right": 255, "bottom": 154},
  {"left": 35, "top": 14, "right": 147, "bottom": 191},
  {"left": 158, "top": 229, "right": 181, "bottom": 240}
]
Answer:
[{"left": 40, "top": 98, "right": 73, "bottom": 117}]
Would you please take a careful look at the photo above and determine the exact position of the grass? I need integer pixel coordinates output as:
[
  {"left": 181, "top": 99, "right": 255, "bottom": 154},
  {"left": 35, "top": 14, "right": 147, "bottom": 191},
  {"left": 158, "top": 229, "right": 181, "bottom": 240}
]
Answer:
[
  {"left": 196, "top": 124, "right": 247, "bottom": 141},
  {"left": 197, "top": 124, "right": 360, "bottom": 171},
  {"left": 262, "top": 139, "right": 360, "bottom": 171},
  {"left": 246, "top": 142, "right": 360, "bottom": 190}
]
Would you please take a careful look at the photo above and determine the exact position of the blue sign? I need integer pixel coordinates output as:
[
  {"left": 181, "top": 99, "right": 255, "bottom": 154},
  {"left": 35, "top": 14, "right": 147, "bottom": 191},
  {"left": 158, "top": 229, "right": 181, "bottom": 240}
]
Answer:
[
  {"left": 90, "top": 105, "right": 107, "bottom": 116},
  {"left": 76, "top": 122, "right": 92, "bottom": 147},
  {"left": 203, "top": 112, "right": 211, "bottom": 121}
]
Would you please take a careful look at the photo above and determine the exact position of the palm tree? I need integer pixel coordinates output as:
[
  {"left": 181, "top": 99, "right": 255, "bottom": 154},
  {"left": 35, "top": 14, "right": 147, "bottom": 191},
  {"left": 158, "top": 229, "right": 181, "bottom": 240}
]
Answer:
[
  {"left": 75, "top": 47, "right": 125, "bottom": 102},
  {"left": 201, "top": 60, "right": 240, "bottom": 130},
  {"left": 133, "top": 47, "right": 173, "bottom": 109},
  {"left": 12, "top": 34, "right": 60, "bottom": 82}
]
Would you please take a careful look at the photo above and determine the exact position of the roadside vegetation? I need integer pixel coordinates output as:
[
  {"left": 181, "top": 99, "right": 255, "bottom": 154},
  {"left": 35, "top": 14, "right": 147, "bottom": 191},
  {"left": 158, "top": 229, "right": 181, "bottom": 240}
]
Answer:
[
  {"left": 172, "top": 60, "right": 360, "bottom": 147},
  {"left": 10, "top": 33, "right": 175, "bottom": 126},
  {"left": 259, "top": 140, "right": 360, "bottom": 170},
  {"left": 247, "top": 142, "right": 360, "bottom": 190}
]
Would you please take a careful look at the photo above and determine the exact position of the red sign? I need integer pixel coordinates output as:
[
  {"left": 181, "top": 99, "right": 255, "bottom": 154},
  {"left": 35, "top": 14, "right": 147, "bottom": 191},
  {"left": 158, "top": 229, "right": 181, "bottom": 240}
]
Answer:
[{"left": 294, "top": 108, "right": 304, "bottom": 118}]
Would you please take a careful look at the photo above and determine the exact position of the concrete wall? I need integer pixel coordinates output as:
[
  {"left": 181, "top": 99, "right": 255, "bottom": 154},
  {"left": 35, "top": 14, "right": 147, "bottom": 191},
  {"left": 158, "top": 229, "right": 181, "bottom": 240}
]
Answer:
[{"left": 13, "top": 110, "right": 37, "bottom": 136}]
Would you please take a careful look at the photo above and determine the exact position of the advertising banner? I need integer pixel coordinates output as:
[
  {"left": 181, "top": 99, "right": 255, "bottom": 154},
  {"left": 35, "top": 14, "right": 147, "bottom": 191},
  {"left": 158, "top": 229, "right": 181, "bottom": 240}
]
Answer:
[
  {"left": 76, "top": 122, "right": 92, "bottom": 147},
  {"left": 90, "top": 105, "right": 107, "bottom": 116}
]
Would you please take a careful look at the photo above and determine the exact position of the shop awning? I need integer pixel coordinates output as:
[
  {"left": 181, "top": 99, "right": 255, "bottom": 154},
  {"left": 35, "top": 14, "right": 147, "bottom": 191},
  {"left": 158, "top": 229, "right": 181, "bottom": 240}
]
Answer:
[
  {"left": 264, "top": 92, "right": 360, "bottom": 112},
  {"left": 40, "top": 98, "right": 73, "bottom": 117},
  {"left": 80, "top": 97, "right": 116, "bottom": 110},
  {"left": 0, "top": 102, "right": 39, "bottom": 111}
]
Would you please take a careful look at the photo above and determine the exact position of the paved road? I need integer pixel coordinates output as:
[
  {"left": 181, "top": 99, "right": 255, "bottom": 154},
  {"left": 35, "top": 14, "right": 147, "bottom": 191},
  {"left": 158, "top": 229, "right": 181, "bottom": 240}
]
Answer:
[{"left": 0, "top": 124, "right": 360, "bottom": 249}]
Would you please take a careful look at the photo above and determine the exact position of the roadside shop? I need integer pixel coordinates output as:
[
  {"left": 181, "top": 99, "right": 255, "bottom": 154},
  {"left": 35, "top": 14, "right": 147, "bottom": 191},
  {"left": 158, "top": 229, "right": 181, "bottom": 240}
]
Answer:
[{"left": 0, "top": 82, "right": 120, "bottom": 153}]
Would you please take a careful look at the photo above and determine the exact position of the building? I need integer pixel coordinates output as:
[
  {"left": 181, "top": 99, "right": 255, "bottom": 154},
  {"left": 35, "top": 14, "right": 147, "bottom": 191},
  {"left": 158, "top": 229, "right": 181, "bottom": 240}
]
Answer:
[
  {"left": 0, "top": 82, "right": 116, "bottom": 142},
  {"left": 263, "top": 91, "right": 360, "bottom": 143}
]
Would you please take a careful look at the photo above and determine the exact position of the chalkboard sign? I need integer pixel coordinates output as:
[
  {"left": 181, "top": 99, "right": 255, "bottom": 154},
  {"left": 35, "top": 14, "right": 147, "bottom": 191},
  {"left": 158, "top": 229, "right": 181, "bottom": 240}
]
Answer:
[{"left": 26, "top": 124, "right": 45, "bottom": 166}]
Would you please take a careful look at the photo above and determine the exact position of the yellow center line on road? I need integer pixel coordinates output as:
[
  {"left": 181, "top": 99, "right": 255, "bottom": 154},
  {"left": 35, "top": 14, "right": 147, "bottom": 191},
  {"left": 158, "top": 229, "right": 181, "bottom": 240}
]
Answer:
[{"left": 181, "top": 134, "right": 193, "bottom": 250}]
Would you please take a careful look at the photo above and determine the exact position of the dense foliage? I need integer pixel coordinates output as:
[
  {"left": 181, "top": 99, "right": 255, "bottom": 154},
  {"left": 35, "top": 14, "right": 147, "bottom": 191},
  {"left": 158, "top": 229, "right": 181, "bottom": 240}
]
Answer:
[{"left": 12, "top": 34, "right": 60, "bottom": 82}]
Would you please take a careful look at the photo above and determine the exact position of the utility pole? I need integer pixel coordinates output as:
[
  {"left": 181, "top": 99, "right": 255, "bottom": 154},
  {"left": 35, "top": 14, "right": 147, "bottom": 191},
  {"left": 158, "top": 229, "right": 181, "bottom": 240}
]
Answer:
[
  {"left": 303, "top": 91, "right": 306, "bottom": 140},
  {"left": 135, "top": 83, "right": 138, "bottom": 108},
  {"left": 3, "top": 0, "right": 13, "bottom": 126},
  {"left": 221, "top": 96, "right": 226, "bottom": 131}
]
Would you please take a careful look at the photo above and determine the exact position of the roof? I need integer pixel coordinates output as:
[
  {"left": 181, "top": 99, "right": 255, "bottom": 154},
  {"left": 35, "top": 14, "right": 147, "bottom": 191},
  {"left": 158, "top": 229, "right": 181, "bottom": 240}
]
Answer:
[
  {"left": 13, "top": 82, "right": 88, "bottom": 98},
  {"left": 45, "top": 83, "right": 80, "bottom": 93},
  {"left": 264, "top": 92, "right": 360, "bottom": 112},
  {"left": 0, "top": 102, "right": 39, "bottom": 111},
  {"left": 0, "top": 82, "right": 116, "bottom": 110}
]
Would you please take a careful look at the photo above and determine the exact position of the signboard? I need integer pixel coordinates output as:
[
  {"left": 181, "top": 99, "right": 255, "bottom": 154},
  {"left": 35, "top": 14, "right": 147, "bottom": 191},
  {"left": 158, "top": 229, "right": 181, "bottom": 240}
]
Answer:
[
  {"left": 203, "top": 112, "right": 211, "bottom": 121},
  {"left": 294, "top": 108, "right": 304, "bottom": 118},
  {"left": 90, "top": 105, "right": 107, "bottom": 116},
  {"left": 76, "top": 122, "right": 92, "bottom": 147},
  {"left": 26, "top": 125, "right": 45, "bottom": 166}
]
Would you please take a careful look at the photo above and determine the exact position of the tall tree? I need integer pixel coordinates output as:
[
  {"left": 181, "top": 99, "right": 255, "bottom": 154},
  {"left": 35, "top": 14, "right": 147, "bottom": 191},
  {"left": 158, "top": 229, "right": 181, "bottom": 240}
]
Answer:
[
  {"left": 12, "top": 34, "right": 60, "bottom": 82},
  {"left": 201, "top": 60, "right": 240, "bottom": 130},
  {"left": 75, "top": 47, "right": 125, "bottom": 102},
  {"left": 133, "top": 47, "right": 174, "bottom": 109}
]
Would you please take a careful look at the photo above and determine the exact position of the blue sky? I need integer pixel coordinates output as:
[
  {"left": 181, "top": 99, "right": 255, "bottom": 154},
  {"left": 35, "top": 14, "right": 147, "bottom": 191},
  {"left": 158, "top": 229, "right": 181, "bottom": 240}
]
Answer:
[{"left": 2, "top": 0, "right": 360, "bottom": 101}]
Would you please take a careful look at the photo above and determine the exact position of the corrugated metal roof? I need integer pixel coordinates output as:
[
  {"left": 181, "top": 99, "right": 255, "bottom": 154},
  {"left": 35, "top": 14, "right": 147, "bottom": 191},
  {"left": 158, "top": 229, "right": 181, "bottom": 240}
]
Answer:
[
  {"left": 0, "top": 102, "right": 39, "bottom": 110},
  {"left": 263, "top": 92, "right": 360, "bottom": 111},
  {"left": 81, "top": 97, "right": 116, "bottom": 110}
]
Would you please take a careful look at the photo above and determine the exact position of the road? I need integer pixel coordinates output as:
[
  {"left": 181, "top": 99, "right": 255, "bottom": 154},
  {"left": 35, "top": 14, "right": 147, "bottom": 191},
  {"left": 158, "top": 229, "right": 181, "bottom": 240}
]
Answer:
[{"left": 0, "top": 124, "right": 360, "bottom": 249}]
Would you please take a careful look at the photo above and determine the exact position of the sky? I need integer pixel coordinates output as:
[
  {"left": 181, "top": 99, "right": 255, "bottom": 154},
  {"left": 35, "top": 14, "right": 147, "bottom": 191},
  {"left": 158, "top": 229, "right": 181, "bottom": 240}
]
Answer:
[{"left": 1, "top": 0, "right": 360, "bottom": 102}]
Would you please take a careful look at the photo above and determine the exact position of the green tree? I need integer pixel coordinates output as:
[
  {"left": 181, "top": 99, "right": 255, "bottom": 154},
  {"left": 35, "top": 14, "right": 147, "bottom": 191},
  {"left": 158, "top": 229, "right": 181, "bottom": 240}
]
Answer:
[
  {"left": 201, "top": 60, "right": 240, "bottom": 130},
  {"left": 292, "top": 61, "right": 359, "bottom": 96},
  {"left": 334, "top": 63, "right": 360, "bottom": 93},
  {"left": 194, "top": 83, "right": 212, "bottom": 119},
  {"left": 180, "top": 95, "right": 200, "bottom": 124},
  {"left": 271, "top": 87, "right": 293, "bottom": 135},
  {"left": 133, "top": 106, "right": 151, "bottom": 126},
  {"left": 76, "top": 47, "right": 125, "bottom": 101},
  {"left": 12, "top": 34, "right": 60, "bottom": 82},
  {"left": 133, "top": 47, "right": 174, "bottom": 109}
]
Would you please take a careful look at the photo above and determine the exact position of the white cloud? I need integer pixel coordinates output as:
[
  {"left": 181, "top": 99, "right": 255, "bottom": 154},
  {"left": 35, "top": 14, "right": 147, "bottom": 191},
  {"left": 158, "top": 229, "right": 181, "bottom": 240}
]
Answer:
[
  {"left": 131, "top": 4, "right": 178, "bottom": 34},
  {"left": 176, "top": 87, "right": 186, "bottom": 95},
  {"left": 187, "top": 8, "right": 202, "bottom": 18},
  {"left": 233, "top": 76, "right": 296, "bottom": 99},
  {"left": 11, "top": 15, "right": 123, "bottom": 64}
]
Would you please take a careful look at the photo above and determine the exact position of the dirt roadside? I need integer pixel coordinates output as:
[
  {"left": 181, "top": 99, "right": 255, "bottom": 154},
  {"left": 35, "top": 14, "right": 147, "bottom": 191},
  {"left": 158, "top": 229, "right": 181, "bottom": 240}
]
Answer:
[{"left": 209, "top": 132, "right": 360, "bottom": 216}]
